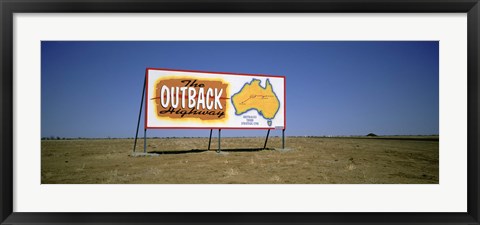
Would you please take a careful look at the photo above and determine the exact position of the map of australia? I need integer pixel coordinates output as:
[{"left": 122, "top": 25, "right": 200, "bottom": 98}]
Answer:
[{"left": 231, "top": 79, "right": 280, "bottom": 125}]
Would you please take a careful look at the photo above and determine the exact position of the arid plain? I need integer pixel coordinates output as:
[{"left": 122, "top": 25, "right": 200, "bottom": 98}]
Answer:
[{"left": 41, "top": 136, "right": 438, "bottom": 184}]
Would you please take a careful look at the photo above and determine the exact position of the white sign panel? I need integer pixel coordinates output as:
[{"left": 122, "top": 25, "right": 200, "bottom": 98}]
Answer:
[{"left": 145, "top": 68, "right": 286, "bottom": 129}]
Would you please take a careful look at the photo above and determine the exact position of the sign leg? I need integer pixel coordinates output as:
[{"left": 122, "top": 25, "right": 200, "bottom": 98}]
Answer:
[
  {"left": 282, "top": 129, "right": 285, "bottom": 149},
  {"left": 208, "top": 129, "right": 213, "bottom": 150},
  {"left": 217, "top": 129, "right": 221, "bottom": 153},
  {"left": 144, "top": 129, "right": 147, "bottom": 153},
  {"left": 263, "top": 129, "right": 270, "bottom": 149},
  {"left": 133, "top": 76, "right": 146, "bottom": 153}
]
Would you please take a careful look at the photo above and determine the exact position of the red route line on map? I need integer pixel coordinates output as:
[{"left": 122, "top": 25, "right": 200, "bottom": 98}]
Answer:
[{"left": 240, "top": 95, "right": 274, "bottom": 104}]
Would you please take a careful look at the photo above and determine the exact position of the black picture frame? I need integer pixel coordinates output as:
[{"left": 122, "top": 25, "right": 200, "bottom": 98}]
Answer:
[{"left": 1, "top": 0, "right": 479, "bottom": 224}]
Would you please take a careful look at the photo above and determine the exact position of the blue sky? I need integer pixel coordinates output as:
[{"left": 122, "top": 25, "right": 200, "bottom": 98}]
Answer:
[{"left": 41, "top": 41, "right": 438, "bottom": 138}]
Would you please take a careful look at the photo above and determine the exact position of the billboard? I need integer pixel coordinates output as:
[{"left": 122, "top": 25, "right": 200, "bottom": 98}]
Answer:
[{"left": 145, "top": 68, "right": 286, "bottom": 129}]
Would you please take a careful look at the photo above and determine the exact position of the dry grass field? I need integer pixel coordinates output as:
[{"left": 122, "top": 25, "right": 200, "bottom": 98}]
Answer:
[{"left": 41, "top": 136, "right": 438, "bottom": 184}]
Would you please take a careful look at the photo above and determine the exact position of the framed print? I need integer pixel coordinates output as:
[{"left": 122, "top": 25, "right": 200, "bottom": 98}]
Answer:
[{"left": 1, "top": 0, "right": 479, "bottom": 224}]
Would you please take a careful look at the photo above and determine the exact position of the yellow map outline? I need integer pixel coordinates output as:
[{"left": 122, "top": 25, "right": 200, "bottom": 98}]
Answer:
[{"left": 230, "top": 79, "right": 280, "bottom": 120}]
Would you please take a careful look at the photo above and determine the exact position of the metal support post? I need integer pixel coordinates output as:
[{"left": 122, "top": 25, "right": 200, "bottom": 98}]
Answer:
[
  {"left": 217, "top": 129, "right": 221, "bottom": 153},
  {"left": 208, "top": 129, "right": 213, "bottom": 150},
  {"left": 133, "top": 76, "right": 146, "bottom": 153},
  {"left": 282, "top": 129, "right": 285, "bottom": 149},
  {"left": 144, "top": 129, "right": 147, "bottom": 153},
  {"left": 263, "top": 129, "right": 270, "bottom": 149}
]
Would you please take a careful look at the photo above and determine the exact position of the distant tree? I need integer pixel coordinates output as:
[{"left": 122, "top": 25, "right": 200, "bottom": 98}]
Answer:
[{"left": 366, "top": 133, "right": 377, "bottom": 137}]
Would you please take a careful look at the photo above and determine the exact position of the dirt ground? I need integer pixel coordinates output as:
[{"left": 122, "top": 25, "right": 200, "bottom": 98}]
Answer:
[{"left": 41, "top": 136, "right": 439, "bottom": 184}]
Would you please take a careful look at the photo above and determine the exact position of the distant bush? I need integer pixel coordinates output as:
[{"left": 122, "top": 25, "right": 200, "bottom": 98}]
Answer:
[
  {"left": 41, "top": 136, "right": 66, "bottom": 140},
  {"left": 366, "top": 133, "right": 377, "bottom": 137}
]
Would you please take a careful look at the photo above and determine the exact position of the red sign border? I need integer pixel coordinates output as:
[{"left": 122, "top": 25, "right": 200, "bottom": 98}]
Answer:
[{"left": 144, "top": 67, "right": 286, "bottom": 130}]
